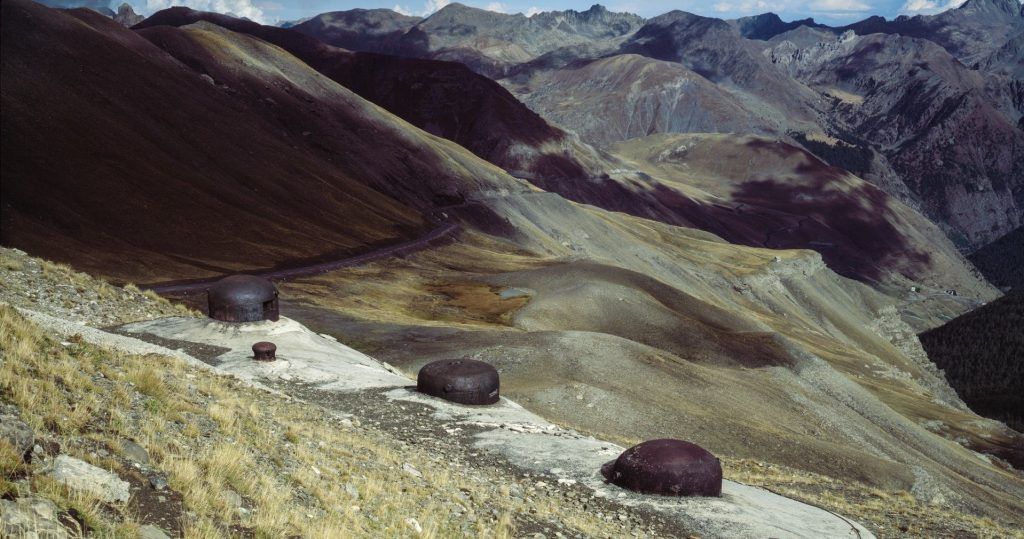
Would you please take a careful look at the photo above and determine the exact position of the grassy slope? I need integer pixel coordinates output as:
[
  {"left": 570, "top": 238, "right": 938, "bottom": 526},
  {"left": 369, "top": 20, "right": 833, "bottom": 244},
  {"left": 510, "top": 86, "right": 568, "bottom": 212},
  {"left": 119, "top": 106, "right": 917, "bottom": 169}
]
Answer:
[
  {"left": 0, "top": 253, "right": 627, "bottom": 538},
  {"left": 0, "top": 0, "right": 521, "bottom": 283},
  {"left": 279, "top": 230, "right": 1024, "bottom": 538}
]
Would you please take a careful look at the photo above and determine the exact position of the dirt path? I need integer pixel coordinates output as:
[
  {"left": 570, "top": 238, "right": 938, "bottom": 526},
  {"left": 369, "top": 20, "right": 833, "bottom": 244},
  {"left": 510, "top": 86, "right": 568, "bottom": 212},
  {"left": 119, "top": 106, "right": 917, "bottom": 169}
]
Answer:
[{"left": 142, "top": 222, "right": 460, "bottom": 295}]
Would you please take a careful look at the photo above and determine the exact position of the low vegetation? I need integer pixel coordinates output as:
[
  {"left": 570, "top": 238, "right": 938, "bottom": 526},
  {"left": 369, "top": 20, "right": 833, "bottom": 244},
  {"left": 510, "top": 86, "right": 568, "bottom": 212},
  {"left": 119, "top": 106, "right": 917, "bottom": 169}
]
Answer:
[
  {"left": 0, "top": 303, "right": 633, "bottom": 537},
  {"left": 919, "top": 289, "right": 1024, "bottom": 431},
  {"left": 967, "top": 227, "right": 1023, "bottom": 290},
  {"left": 0, "top": 247, "right": 196, "bottom": 326},
  {"left": 724, "top": 459, "right": 1020, "bottom": 538}
]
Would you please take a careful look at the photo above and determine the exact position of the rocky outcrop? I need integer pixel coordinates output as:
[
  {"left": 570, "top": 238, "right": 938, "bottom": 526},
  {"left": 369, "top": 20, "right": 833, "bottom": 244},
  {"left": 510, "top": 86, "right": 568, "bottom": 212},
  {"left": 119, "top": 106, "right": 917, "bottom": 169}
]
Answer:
[
  {"left": 765, "top": 30, "right": 1024, "bottom": 250},
  {"left": 292, "top": 3, "right": 644, "bottom": 78},
  {"left": 113, "top": 3, "right": 143, "bottom": 26},
  {"left": 289, "top": 8, "right": 420, "bottom": 51}
]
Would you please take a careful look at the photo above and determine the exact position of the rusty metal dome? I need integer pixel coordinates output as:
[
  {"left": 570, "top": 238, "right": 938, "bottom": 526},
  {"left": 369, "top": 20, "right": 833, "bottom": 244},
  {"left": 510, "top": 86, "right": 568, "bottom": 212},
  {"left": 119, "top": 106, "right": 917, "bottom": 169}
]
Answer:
[
  {"left": 252, "top": 341, "right": 277, "bottom": 361},
  {"left": 207, "top": 275, "right": 279, "bottom": 323},
  {"left": 417, "top": 359, "right": 499, "bottom": 405},
  {"left": 601, "top": 439, "right": 722, "bottom": 497}
]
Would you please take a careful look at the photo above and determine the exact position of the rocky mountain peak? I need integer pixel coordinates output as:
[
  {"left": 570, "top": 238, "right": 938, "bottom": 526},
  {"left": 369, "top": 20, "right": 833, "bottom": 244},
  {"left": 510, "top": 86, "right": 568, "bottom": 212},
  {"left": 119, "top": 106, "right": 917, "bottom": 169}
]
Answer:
[
  {"left": 113, "top": 2, "right": 143, "bottom": 26},
  {"left": 957, "top": 0, "right": 1023, "bottom": 17}
]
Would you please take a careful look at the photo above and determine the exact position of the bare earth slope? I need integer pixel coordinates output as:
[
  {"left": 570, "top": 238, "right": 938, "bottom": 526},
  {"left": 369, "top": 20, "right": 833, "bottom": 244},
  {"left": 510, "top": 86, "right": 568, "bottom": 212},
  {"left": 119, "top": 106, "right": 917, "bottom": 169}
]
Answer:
[
  {"left": 134, "top": 7, "right": 609, "bottom": 184},
  {"left": 608, "top": 133, "right": 995, "bottom": 299},
  {"left": 1, "top": 0, "right": 521, "bottom": 283},
  {"left": 3, "top": 1, "right": 1023, "bottom": 534}
]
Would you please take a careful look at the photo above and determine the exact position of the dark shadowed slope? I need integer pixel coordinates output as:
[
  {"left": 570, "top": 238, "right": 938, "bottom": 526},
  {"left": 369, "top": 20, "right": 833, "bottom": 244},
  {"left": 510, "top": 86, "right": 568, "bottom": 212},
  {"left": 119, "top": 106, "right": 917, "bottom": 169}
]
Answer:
[
  {"left": 920, "top": 289, "right": 1024, "bottom": 432},
  {"left": 135, "top": 7, "right": 607, "bottom": 183},
  {"left": 0, "top": 0, "right": 519, "bottom": 282},
  {"left": 968, "top": 227, "right": 1024, "bottom": 290},
  {"left": 609, "top": 134, "right": 994, "bottom": 295}
]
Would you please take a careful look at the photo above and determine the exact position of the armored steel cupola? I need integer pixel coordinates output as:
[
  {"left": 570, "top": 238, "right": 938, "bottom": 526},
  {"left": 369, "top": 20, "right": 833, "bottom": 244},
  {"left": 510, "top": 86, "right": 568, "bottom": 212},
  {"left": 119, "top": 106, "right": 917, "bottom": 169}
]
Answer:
[
  {"left": 417, "top": 359, "right": 500, "bottom": 405},
  {"left": 601, "top": 439, "right": 723, "bottom": 497},
  {"left": 207, "top": 275, "right": 279, "bottom": 322}
]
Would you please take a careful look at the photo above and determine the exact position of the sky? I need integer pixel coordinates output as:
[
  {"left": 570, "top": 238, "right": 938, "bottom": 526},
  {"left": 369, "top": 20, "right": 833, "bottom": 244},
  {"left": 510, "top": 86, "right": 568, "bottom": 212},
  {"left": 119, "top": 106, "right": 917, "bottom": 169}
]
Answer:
[{"left": 129, "top": 0, "right": 973, "bottom": 27}]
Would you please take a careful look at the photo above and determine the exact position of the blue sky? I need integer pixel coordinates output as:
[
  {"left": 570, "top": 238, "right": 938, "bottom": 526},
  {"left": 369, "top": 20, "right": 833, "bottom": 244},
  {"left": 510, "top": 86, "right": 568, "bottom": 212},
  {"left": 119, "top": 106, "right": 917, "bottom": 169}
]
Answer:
[{"left": 134, "top": 0, "right": 971, "bottom": 26}]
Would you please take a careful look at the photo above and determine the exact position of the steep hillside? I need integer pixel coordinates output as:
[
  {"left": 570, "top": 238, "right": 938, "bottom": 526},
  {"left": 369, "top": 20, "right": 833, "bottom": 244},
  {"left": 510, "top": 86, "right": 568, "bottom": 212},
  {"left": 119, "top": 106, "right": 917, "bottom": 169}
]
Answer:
[
  {"left": 504, "top": 54, "right": 778, "bottom": 146},
  {"left": 396, "top": 3, "right": 643, "bottom": 78},
  {"left": 290, "top": 3, "right": 643, "bottom": 79},
  {"left": 135, "top": 7, "right": 608, "bottom": 184},
  {"left": 619, "top": 11, "right": 825, "bottom": 133},
  {"left": 765, "top": 29, "right": 1024, "bottom": 249},
  {"left": 729, "top": 0, "right": 1024, "bottom": 68},
  {"left": 0, "top": 255, "right": 633, "bottom": 538},
  {"left": 919, "top": 289, "right": 1024, "bottom": 431},
  {"left": 839, "top": 0, "right": 1024, "bottom": 67},
  {"left": 1, "top": 0, "right": 525, "bottom": 283},
  {"left": 608, "top": 134, "right": 994, "bottom": 296},
  {"left": 968, "top": 227, "right": 1024, "bottom": 290}
]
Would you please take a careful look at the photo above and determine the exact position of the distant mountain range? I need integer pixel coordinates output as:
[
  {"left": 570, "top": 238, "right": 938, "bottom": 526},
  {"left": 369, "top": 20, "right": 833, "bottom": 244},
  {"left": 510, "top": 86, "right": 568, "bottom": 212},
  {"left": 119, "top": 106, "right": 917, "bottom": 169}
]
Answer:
[{"left": 291, "top": 1, "right": 1024, "bottom": 253}]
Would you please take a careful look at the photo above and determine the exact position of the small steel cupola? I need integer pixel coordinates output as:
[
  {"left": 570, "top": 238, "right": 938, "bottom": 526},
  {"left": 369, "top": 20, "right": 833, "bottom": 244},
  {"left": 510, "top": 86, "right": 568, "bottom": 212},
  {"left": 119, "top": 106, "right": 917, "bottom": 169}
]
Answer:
[
  {"left": 601, "top": 439, "right": 723, "bottom": 497},
  {"left": 417, "top": 359, "right": 500, "bottom": 405},
  {"left": 207, "top": 275, "right": 279, "bottom": 323}
]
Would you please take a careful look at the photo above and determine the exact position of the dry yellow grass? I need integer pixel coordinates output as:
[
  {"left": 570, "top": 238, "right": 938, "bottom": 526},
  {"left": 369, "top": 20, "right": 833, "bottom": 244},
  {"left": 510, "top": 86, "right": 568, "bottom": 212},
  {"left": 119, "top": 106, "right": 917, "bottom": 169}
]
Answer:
[
  {"left": 0, "top": 304, "right": 632, "bottom": 537},
  {"left": 722, "top": 458, "right": 1023, "bottom": 539},
  {"left": 0, "top": 247, "right": 199, "bottom": 325}
]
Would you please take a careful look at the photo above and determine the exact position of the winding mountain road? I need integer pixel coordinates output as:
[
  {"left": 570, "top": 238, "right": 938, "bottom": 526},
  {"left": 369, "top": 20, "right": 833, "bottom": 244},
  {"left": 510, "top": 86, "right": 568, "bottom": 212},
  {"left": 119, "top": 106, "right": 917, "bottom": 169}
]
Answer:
[{"left": 141, "top": 221, "right": 460, "bottom": 295}]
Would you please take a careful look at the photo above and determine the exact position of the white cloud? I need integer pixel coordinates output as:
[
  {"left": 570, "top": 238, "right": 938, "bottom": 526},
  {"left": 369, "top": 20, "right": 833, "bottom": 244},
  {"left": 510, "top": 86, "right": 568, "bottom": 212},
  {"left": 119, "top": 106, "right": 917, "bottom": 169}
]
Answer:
[
  {"left": 712, "top": 0, "right": 781, "bottom": 13},
  {"left": 392, "top": 4, "right": 413, "bottom": 15},
  {"left": 423, "top": 0, "right": 450, "bottom": 14},
  {"left": 144, "top": 0, "right": 266, "bottom": 22},
  {"left": 485, "top": 1, "right": 508, "bottom": 12},
  {"left": 899, "top": 0, "right": 965, "bottom": 14},
  {"left": 810, "top": 0, "right": 870, "bottom": 11},
  {"left": 523, "top": 6, "right": 544, "bottom": 16}
]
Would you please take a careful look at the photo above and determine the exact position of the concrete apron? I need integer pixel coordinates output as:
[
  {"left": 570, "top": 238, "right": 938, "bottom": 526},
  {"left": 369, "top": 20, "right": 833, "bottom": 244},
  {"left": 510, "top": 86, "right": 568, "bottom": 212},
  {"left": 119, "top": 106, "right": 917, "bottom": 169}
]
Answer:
[{"left": 120, "top": 316, "right": 875, "bottom": 539}]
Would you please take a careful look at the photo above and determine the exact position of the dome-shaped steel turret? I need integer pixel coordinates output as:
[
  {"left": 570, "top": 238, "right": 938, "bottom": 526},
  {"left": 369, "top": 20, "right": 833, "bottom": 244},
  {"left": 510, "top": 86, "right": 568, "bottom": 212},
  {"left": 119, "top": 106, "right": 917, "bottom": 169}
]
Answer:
[
  {"left": 417, "top": 359, "right": 499, "bottom": 405},
  {"left": 207, "top": 275, "right": 279, "bottom": 322},
  {"left": 601, "top": 439, "right": 722, "bottom": 497}
]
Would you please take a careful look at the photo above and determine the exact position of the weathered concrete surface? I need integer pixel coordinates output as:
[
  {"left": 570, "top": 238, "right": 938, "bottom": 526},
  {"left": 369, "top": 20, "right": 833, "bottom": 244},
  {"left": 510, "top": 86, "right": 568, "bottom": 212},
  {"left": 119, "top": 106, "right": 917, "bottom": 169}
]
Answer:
[{"left": 119, "top": 315, "right": 874, "bottom": 539}]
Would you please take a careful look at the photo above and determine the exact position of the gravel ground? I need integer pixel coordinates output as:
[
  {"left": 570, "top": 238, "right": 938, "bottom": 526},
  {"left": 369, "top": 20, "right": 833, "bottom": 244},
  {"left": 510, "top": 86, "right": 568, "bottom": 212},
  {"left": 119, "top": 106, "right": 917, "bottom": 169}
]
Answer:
[{"left": 0, "top": 247, "right": 192, "bottom": 327}]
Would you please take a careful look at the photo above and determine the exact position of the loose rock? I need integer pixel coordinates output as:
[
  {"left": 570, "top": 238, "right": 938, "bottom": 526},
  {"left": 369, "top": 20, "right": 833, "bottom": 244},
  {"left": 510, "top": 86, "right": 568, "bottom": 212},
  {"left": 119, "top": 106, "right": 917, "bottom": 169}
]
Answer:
[
  {"left": 48, "top": 455, "right": 130, "bottom": 503},
  {"left": 120, "top": 439, "right": 149, "bottom": 465},
  {"left": 0, "top": 413, "right": 34, "bottom": 457},
  {"left": 0, "top": 497, "right": 68, "bottom": 538},
  {"left": 138, "top": 524, "right": 171, "bottom": 539}
]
